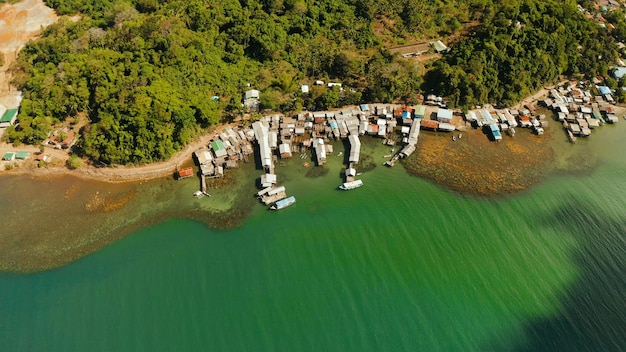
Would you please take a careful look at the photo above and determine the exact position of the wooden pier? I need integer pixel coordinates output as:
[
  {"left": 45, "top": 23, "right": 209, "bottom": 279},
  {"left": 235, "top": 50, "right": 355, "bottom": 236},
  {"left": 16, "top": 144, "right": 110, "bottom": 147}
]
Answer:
[
  {"left": 199, "top": 174, "right": 211, "bottom": 197},
  {"left": 258, "top": 186, "right": 287, "bottom": 205}
]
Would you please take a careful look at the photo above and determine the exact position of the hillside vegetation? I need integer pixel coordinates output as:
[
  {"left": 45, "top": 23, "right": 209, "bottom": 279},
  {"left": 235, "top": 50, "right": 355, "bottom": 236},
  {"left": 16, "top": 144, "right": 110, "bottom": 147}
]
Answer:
[
  {"left": 3, "top": 0, "right": 620, "bottom": 165},
  {"left": 426, "top": 0, "right": 618, "bottom": 108}
]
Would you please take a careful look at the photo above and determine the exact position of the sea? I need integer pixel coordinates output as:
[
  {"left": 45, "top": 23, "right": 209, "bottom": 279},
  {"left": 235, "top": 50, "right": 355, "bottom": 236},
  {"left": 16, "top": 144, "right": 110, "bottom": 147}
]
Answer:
[{"left": 0, "top": 125, "right": 625, "bottom": 352}]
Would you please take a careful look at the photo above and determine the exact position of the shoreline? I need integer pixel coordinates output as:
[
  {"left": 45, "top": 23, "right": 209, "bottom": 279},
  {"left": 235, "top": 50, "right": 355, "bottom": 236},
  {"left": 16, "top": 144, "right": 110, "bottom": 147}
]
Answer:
[
  {"left": 0, "top": 122, "right": 239, "bottom": 183},
  {"left": 0, "top": 117, "right": 621, "bottom": 274}
]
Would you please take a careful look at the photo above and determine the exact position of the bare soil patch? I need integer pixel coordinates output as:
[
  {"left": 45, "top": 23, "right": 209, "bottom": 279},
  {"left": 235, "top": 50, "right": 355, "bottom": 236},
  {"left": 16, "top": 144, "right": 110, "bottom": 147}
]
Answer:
[{"left": 0, "top": 0, "right": 57, "bottom": 95}]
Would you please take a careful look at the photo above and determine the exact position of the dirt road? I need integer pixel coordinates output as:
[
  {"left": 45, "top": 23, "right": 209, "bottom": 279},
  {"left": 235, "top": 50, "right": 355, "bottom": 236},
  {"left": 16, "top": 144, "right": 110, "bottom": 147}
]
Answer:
[{"left": 1, "top": 123, "right": 239, "bottom": 183}]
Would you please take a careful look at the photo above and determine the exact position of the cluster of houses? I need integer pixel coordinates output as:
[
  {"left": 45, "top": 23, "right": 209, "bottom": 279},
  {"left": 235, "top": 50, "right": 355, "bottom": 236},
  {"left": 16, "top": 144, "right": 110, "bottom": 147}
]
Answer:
[
  {"left": 2, "top": 150, "right": 29, "bottom": 162},
  {"left": 251, "top": 120, "right": 293, "bottom": 206},
  {"left": 42, "top": 127, "right": 77, "bottom": 150},
  {"left": 579, "top": 1, "right": 622, "bottom": 29},
  {"left": 1, "top": 103, "right": 34, "bottom": 164},
  {"left": 184, "top": 103, "right": 437, "bottom": 203},
  {"left": 465, "top": 108, "right": 531, "bottom": 140},
  {"left": 185, "top": 76, "right": 626, "bottom": 205},
  {"left": 541, "top": 83, "right": 620, "bottom": 142},
  {"left": 182, "top": 127, "right": 255, "bottom": 183}
]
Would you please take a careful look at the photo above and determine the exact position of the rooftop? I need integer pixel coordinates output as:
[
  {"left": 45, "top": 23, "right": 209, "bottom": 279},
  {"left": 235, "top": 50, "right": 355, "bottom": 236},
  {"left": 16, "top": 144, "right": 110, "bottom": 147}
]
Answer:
[
  {"left": 437, "top": 108, "right": 453, "bottom": 119},
  {"left": 0, "top": 108, "right": 18, "bottom": 123}
]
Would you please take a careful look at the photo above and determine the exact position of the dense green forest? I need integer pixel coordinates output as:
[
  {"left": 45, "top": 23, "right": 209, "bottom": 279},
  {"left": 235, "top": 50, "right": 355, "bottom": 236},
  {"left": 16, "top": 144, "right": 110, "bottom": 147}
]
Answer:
[
  {"left": 3, "top": 0, "right": 623, "bottom": 164},
  {"left": 426, "top": 0, "right": 619, "bottom": 108}
]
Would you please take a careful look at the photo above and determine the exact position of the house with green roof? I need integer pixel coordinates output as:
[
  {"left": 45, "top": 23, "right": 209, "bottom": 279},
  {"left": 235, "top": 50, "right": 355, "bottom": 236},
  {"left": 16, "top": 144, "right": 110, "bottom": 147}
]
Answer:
[
  {"left": 210, "top": 139, "right": 227, "bottom": 158},
  {"left": 15, "top": 151, "right": 30, "bottom": 160},
  {"left": 414, "top": 104, "right": 427, "bottom": 119},
  {"left": 3, "top": 152, "right": 15, "bottom": 161},
  {"left": 0, "top": 108, "right": 18, "bottom": 128}
]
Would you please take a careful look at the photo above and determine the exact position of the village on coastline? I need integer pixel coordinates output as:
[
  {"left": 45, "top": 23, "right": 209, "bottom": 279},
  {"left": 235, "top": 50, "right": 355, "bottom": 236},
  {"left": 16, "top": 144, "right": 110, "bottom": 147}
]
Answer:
[
  {"left": 176, "top": 78, "right": 622, "bottom": 211},
  {"left": 1, "top": 77, "right": 623, "bottom": 209}
]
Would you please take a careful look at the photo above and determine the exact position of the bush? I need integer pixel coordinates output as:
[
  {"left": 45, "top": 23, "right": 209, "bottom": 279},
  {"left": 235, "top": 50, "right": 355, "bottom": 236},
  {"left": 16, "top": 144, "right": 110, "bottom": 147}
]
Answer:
[{"left": 67, "top": 155, "right": 82, "bottom": 169}]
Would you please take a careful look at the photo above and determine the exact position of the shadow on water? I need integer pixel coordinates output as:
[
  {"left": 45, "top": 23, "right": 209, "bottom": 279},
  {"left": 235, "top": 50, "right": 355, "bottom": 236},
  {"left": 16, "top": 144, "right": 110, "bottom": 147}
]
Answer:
[{"left": 502, "top": 195, "right": 626, "bottom": 352}]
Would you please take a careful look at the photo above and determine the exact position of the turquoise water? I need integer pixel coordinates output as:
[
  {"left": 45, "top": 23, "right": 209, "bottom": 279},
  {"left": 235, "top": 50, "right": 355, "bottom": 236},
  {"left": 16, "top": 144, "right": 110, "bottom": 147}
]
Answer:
[{"left": 1, "top": 127, "right": 626, "bottom": 351}]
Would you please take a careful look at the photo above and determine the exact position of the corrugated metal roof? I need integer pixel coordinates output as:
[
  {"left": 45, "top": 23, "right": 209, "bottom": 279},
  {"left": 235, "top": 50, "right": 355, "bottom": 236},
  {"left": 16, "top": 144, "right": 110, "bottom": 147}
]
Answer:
[
  {"left": 15, "top": 151, "right": 29, "bottom": 159},
  {"left": 598, "top": 86, "right": 612, "bottom": 95},
  {"left": 437, "top": 108, "right": 453, "bottom": 119},
  {"left": 211, "top": 140, "right": 225, "bottom": 151},
  {"left": 0, "top": 108, "right": 18, "bottom": 123},
  {"left": 414, "top": 105, "right": 426, "bottom": 117},
  {"left": 421, "top": 120, "right": 439, "bottom": 129},
  {"left": 178, "top": 167, "right": 194, "bottom": 178}
]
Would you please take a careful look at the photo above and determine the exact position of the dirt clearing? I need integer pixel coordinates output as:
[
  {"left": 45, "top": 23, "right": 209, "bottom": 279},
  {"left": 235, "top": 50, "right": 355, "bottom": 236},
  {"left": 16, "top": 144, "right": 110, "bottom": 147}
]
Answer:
[
  {"left": 0, "top": 0, "right": 58, "bottom": 162},
  {"left": 0, "top": 0, "right": 58, "bottom": 96}
]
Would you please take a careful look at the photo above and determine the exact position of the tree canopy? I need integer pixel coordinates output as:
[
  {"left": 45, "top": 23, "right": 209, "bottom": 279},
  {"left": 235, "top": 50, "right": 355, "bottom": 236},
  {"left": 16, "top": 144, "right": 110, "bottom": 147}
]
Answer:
[{"left": 425, "top": 0, "right": 618, "bottom": 108}]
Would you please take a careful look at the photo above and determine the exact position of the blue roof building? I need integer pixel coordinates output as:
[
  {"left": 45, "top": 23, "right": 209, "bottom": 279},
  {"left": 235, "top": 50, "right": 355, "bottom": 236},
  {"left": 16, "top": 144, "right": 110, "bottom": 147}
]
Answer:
[
  {"left": 597, "top": 86, "right": 612, "bottom": 96},
  {"left": 489, "top": 124, "right": 502, "bottom": 141},
  {"left": 612, "top": 66, "right": 626, "bottom": 79}
]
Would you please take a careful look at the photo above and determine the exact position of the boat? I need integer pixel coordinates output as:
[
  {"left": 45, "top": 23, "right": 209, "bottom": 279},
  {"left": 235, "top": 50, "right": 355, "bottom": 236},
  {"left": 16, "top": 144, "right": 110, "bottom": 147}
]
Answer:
[
  {"left": 270, "top": 196, "right": 296, "bottom": 210},
  {"left": 339, "top": 179, "right": 364, "bottom": 190},
  {"left": 452, "top": 135, "right": 457, "bottom": 141},
  {"left": 337, "top": 152, "right": 343, "bottom": 157},
  {"left": 194, "top": 190, "right": 211, "bottom": 198}
]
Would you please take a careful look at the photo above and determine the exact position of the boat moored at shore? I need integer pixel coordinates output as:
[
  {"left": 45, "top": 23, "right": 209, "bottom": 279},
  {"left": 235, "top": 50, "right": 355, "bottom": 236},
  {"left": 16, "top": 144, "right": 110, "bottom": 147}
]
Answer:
[
  {"left": 270, "top": 196, "right": 296, "bottom": 210},
  {"left": 339, "top": 179, "right": 364, "bottom": 190}
]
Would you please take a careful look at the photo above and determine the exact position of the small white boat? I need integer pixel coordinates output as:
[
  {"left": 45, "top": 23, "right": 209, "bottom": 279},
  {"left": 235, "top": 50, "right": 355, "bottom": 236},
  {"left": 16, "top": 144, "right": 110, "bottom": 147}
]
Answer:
[
  {"left": 193, "top": 190, "right": 204, "bottom": 198},
  {"left": 337, "top": 152, "right": 343, "bottom": 157},
  {"left": 339, "top": 179, "right": 364, "bottom": 190},
  {"left": 452, "top": 136, "right": 457, "bottom": 141}
]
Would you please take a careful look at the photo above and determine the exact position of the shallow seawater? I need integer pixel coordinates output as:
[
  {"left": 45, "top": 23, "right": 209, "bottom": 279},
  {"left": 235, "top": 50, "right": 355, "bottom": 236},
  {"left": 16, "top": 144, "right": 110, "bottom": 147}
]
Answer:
[{"left": 1, "top": 124, "right": 625, "bottom": 351}]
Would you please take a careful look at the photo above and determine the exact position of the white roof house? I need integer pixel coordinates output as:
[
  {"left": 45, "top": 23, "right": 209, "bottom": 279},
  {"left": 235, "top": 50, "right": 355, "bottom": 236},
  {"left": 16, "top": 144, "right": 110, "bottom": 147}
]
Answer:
[
  {"left": 407, "top": 118, "right": 421, "bottom": 146},
  {"left": 348, "top": 134, "right": 361, "bottom": 163},
  {"left": 260, "top": 173, "right": 277, "bottom": 188},
  {"left": 437, "top": 108, "right": 453, "bottom": 123},
  {"left": 279, "top": 143, "right": 292, "bottom": 158},
  {"left": 252, "top": 121, "right": 272, "bottom": 169},
  {"left": 313, "top": 138, "right": 326, "bottom": 165},
  {"left": 431, "top": 40, "right": 449, "bottom": 53},
  {"left": 244, "top": 89, "right": 260, "bottom": 111},
  {"left": 194, "top": 149, "right": 213, "bottom": 165}
]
